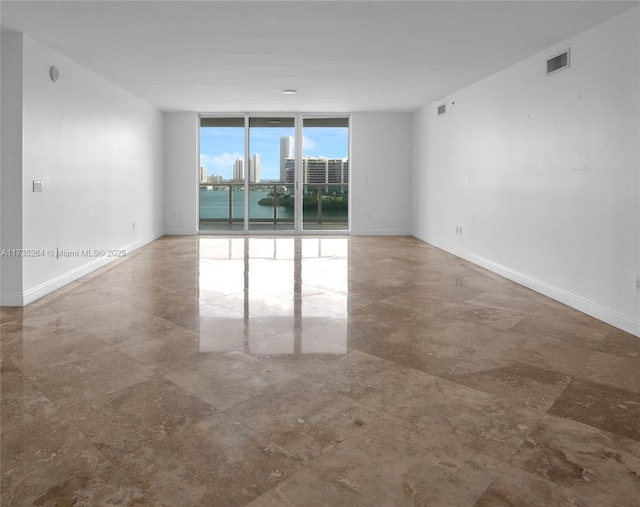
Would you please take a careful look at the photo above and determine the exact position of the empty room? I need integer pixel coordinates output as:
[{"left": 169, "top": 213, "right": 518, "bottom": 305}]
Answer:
[{"left": 1, "top": 1, "right": 639, "bottom": 506}]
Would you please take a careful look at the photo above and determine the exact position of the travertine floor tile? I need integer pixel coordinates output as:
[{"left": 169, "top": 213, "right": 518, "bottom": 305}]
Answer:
[
  {"left": 1, "top": 410, "right": 146, "bottom": 506},
  {"left": 436, "top": 300, "right": 529, "bottom": 331},
  {"left": 119, "top": 412, "right": 303, "bottom": 507},
  {"left": 0, "top": 306, "right": 24, "bottom": 324},
  {"left": 165, "top": 350, "right": 298, "bottom": 411},
  {"left": 466, "top": 285, "right": 546, "bottom": 313},
  {"left": 300, "top": 291, "right": 351, "bottom": 316},
  {"left": 548, "top": 378, "right": 640, "bottom": 441},
  {"left": 509, "top": 414, "right": 640, "bottom": 507},
  {"left": 400, "top": 314, "right": 502, "bottom": 348},
  {"left": 510, "top": 305, "right": 610, "bottom": 350},
  {"left": 475, "top": 463, "right": 601, "bottom": 507},
  {"left": 305, "top": 350, "right": 544, "bottom": 461},
  {"left": 246, "top": 314, "right": 335, "bottom": 344},
  {"left": 250, "top": 414, "right": 498, "bottom": 507},
  {"left": 406, "top": 279, "right": 485, "bottom": 302},
  {"left": 356, "top": 328, "right": 477, "bottom": 377},
  {"left": 53, "top": 300, "right": 149, "bottom": 330},
  {"left": 227, "top": 377, "right": 376, "bottom": 462},
  {"left": 1, "top": 313, "right": 77, "bottom": 346},
  {"left": 242, "top": 331, "right": 348, "bottom": 375},
  {"left": 1, "top": 355, "right": 55, "bottom": 434},
  {"left": 27, "top": 349, "right": 155, "bottom": 407},
  {"left": 467, "top": 331, "right": 595, "bottom": 377},
  {"left": 580, "top": 350, "right": 640, "bottom": 393},
  {"left": 354, "top": 316, "right": 501, "bottom": 375},
  {"left": 68, "top": 375, "right": 220, "bottom": 461},
  {"left": 112, "top": 323, "right": 232, "bottom": 374},
  {"left": 2, "top": 235, "right": 638, "bottom": 507},
  {"left": 15, "top": 328, "right": 111, "bottom": 372},
  {"left": 444, "top": 360, "right": 571, "bottom": 411},
  {"left": 299, "top": 314, "right": 348, "bottom": 336},
  {"left": 43, "top": 288, "right": 119, "bottom": 313},
  {"left": 597, "top": 328, "right": 640, "bottom": 358},
  {"left": 378, "top": 290, "right": 450, "bottom": 315},
  {"left": 204, "top": 291, "right": 290, "bottom": 313}
]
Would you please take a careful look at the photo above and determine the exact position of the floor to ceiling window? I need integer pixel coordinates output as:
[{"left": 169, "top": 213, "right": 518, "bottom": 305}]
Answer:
[
  {"left": 198, "top": 115, "right": 349, "bottom": 233},
  {"left": 302, "top": 118, "right": 349, "bottom": 231},
  {"left": 199, "top": 117, "right": 246, "bottom": 232},
  {"left": 248, "top": 117, "right": 296, "bottom": 231}
]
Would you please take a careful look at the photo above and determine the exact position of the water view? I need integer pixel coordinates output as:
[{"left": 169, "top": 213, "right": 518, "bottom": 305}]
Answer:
[
  {"left": 199, "top": 186, "right": 348, "bottom": 223},
  {"left": 199, "top": 117, "right": 349, "bottom": 230},
  {"left": 200, "top": 187, "right": 290, "bottom": 221}
]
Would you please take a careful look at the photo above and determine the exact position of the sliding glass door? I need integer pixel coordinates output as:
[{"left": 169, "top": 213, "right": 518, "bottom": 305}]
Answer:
[
  {"left": 302, "top": 118, "right": 349, "bottom": 231},
  {"left": 248, "top": 117, "right": 296, "bottom": 231},
  {"left": 199, "top": 117, "right": 245, "bottom": 232},
  {"left": 199, "top": 115, "right": 348, "bottom": 232}
]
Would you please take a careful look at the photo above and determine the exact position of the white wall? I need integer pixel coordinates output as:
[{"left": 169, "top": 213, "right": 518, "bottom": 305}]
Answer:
[
  {"left": 164, "top": 112, "right": 199, "bottom": 235},
  {"left": 350, "top": 112, "right": 413, "bottom": 235},
  {"left": 413, "top": 8, "right": 640, "bottom": 336},
  {"left": 1, "top": 34, "right": 25, "bottom": 304},
  {"left": 1, "top": 35, "right": 164, "bottom": 305}
]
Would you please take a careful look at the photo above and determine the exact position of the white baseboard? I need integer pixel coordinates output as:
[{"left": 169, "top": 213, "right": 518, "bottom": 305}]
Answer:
[
  {"left": 412, "top": 231, "right": 640, "bottom": 338},
  {"left": 2, "top": 230, "right": 163, "bottom": 307},
  {"left": 466, "top": 252, "right": 640, "bottom": 337}
]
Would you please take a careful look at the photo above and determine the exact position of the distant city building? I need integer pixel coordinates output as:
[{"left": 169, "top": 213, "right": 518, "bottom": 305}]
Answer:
[
  {"left": 208, "top": 174, "right": 222, "bottom": 183},
  {"left": 284, "top": 157, "right": 349, "bottom": 185},
  {"left": 199, "top": 165, "right": 207, "bottom": 183},
  {"left": 280, "top": 136, "right": 293, "bottom": 182},
  {"left": 231, "top": 156, "right": 260, "bottom": 182},
  {"left": 250, "top": 153, "right": 260, "bottom": 183},
  {"left": 233, "top": 158, "right": 244, "bottom": 181}
]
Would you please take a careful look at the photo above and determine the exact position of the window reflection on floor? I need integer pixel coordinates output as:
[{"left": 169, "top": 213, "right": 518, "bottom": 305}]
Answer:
[{"left": 197, "top": 237, "right": 349, "bottom": 355}]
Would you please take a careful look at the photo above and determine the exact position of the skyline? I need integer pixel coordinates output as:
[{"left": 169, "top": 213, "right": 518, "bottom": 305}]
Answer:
[{"left": 200, "top": 126, "right": 348, "bottom": 181}]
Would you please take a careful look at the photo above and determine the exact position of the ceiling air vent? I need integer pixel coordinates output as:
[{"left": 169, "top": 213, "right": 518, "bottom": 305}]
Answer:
[
  {"left": 546, "top": 49, "right": 570, "bottom": 75},
  {"left": 437, "top": 104, "right": 446, "bottom": 116}
]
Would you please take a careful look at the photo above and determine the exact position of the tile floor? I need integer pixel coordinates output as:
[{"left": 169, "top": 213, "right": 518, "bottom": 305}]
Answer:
[{"left": 1, "top": 235, "right": 639, "bottom": 506}]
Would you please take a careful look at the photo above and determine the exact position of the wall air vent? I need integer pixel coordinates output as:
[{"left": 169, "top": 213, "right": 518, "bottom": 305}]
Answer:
[
  {"left": 546, "top": 49, "right": 570, "bottom": 75},
  {"left": 437, "top": 104, "right": 446, "bottom": 116}
]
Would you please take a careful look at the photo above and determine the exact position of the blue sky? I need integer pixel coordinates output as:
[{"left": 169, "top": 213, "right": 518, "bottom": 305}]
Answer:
[{"left": 200, "top": 126, "right": 348, "bottom": 181}]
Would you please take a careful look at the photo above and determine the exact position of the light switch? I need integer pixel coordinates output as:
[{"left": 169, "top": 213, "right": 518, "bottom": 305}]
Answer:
[{"left": 33, "top": 180, "right": 43, "bottom": 192}]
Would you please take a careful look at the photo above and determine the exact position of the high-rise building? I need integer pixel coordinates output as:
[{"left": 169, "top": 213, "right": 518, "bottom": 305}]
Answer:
[
  {"left": 280, "top": 136, "right": 293, "bottom": 182},
  {"left": 284, "top": 157, "right": 348, "bottom": 185},
  {"left": 233, "top": 158, "right": 244, "bottom": 181},
  {"left": 199, "top": 165, "right": 207, "bottom": 183},
  {"left": 250, "top": 153, "right": 260, "bottom": 183},
  {"left": 329, "top": 158, "right": 349, "bottom": 184}
]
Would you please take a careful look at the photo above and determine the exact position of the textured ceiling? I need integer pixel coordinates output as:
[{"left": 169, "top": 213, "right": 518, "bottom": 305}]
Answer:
[{"left": 2, "top": 1, "right": 637, "bottom": 112}]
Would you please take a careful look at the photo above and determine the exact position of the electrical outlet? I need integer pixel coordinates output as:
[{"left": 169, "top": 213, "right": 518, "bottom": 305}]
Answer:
[
  {"left": 132, "top": 222, "right": 135, "bottom": 230},
  {"left": 636, "top": 276, "right": 640, "bottom": 291},
  {"left": 32, "top": 180, "right": 43, "bottom": 192}
]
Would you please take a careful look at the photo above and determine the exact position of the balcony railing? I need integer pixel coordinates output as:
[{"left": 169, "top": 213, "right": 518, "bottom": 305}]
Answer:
[
  {"left": 301, "top": 183, "right": 348, "bottom": 224},
  {"left": 199, "top": 183, "right": 347, "bottom": 228}
]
